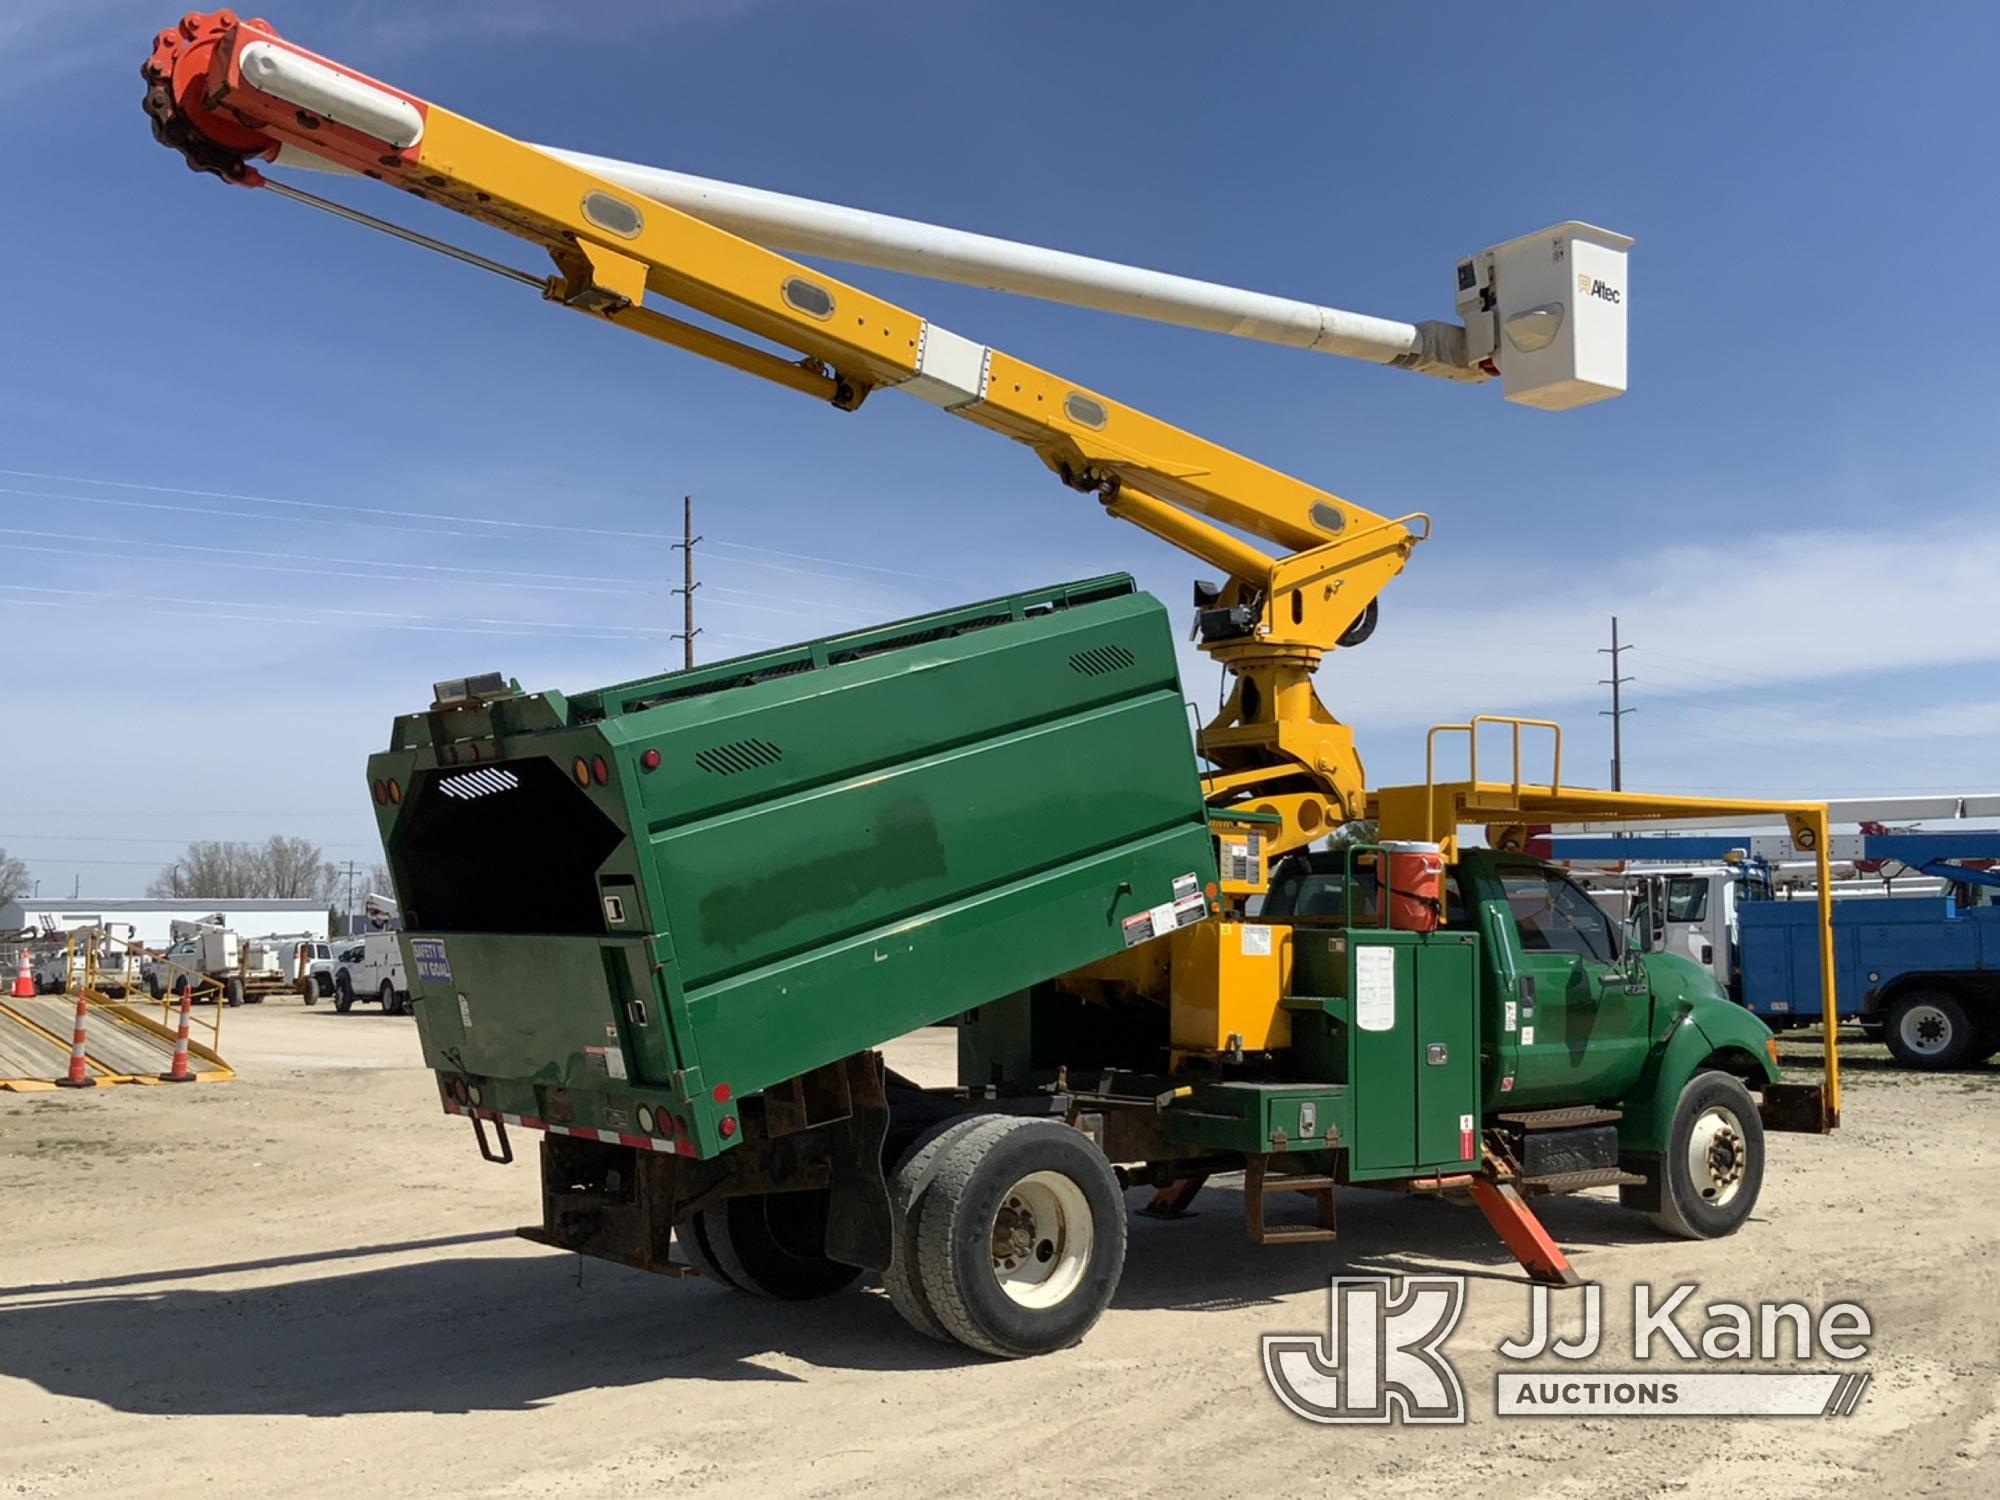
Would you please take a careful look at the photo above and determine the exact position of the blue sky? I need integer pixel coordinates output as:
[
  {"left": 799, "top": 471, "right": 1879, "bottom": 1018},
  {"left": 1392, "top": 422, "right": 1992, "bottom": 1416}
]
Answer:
[{"left": 3, "top": 1, "right": 1997, "bottom": 897}]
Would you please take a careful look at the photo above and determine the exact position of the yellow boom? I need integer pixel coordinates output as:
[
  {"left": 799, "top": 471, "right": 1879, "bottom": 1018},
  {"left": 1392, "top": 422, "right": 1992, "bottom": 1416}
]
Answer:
[{"left": 144, "top": 10, "right": 1420, "bottom": 856}]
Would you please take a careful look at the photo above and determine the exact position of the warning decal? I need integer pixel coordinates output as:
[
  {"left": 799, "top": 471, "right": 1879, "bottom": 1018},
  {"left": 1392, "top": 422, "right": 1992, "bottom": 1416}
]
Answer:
[{"left": 409, "top": 937, "right": 451, "bottom": 985}]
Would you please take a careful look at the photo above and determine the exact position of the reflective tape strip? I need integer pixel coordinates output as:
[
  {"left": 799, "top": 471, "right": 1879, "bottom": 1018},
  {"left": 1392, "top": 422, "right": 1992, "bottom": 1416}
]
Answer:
[{"left": 444, "top": 1102, "right": 682, "bottom": 1154}]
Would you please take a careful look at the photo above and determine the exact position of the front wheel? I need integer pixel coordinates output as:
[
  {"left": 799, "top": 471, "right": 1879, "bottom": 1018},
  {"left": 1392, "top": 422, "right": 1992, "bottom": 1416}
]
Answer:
[
  {"left": 1648, "top": 1072, "right": 1764, "bottom": 1240},
  {"left": 913, "top": 1116, "right": 1126, "bottom": 1357},
  {"left": 1884, "top": 990, "right": 1975, "bottom": 1070}
]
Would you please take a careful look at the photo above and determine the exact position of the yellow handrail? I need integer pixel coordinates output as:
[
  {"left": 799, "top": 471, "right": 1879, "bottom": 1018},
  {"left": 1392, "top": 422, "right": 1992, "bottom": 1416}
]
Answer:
[{"left": 1422, "top": 715, "right": 1564, "bottom": 842}]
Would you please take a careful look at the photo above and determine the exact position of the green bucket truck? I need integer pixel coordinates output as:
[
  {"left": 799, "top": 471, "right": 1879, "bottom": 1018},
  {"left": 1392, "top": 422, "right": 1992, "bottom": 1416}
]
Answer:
[{"left": 147, "top": 14, "right": 1842, "bottom": 1360}]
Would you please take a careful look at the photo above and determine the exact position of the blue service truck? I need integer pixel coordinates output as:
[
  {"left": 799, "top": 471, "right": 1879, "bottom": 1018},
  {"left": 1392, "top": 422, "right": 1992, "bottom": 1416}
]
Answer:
[{"left": 1738, "top": 895, "right": 2000, "bottom": 1069}]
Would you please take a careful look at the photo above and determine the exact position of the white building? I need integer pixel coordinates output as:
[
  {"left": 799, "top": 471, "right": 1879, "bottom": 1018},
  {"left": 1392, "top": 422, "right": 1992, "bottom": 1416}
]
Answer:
[{"left": 0, "top": 897, "right": 331, "bottom": 951}]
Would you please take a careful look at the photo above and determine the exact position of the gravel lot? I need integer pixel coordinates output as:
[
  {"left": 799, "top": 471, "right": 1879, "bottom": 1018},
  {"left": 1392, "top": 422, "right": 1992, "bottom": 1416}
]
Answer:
[{"left": 2, "top": 1006, "right": 1996, "bottom": 1498}]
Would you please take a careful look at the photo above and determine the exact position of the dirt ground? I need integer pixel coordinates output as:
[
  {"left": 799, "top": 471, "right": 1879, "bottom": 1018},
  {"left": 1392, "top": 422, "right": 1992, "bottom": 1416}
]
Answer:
[{"left": 2, "top": 1005, "right": 1996, "bottom": 1499}]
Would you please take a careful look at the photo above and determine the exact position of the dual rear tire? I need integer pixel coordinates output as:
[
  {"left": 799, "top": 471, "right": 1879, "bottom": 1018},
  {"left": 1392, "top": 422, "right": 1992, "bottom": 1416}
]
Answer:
[
  {"left": 889, "top": 1115, "right": 1125, "bottom": 1357},
  {"left": 676, "top": 1115, "right": 1128, "bottom": 1358},
  {"left": 677, "top": 1190, "right": 861, "bottom": 1301}
]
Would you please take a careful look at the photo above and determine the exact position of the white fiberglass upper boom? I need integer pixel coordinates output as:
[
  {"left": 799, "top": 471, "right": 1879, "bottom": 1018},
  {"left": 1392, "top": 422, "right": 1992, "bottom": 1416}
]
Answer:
[{"left": 535, "top": 146, "right": 1632, "bottom": 413}]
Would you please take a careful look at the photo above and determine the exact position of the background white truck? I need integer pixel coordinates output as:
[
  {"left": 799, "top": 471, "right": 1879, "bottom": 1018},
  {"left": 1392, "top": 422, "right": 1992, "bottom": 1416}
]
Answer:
[
  {"left": 333, "top": 932, "right": 409, "bottom": 1015},
  {"left": 144, "top": 919, "right": 302, "bottom": 1006}
]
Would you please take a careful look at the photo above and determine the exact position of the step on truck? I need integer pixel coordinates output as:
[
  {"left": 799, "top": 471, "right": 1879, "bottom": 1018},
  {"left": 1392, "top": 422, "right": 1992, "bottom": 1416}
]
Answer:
[{"left": 368, "top": 583, "right": 1830, "bottom": 1357}]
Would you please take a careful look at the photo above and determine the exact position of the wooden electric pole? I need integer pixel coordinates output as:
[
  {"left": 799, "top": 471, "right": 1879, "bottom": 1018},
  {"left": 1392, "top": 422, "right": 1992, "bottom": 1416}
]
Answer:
[
  {"left": 672, "top": 495, "right": 702, "bottom": 670},
  {"left": 1598, "top": 615, "right": 1635, "bottom": 791}
]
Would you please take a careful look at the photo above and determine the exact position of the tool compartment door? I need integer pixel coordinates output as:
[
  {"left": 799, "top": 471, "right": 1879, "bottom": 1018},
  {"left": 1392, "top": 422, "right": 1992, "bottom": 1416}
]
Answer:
[{"left": 1414, "top": 935, "right": 1481, "bottom": 1170}]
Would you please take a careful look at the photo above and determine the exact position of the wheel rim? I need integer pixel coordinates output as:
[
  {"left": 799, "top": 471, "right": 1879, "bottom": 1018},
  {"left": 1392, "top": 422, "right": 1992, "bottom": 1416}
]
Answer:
[
  {"left": 1898, "top": 1003, "right": 1953, "bottom": 1057},
  {"left": 988, "top": 1169, "right": 1093, "bottom": 1309},
  {"left": 1685, "top": 1104, "right": 1748, "bottom": 1208}
]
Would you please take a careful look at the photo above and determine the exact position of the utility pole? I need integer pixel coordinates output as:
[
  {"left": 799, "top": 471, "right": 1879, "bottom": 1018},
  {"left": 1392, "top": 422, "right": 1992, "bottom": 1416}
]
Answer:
[
  {"left": 1598, "top": 615, "right": 1635, "bottom": 792},
  {"left": 342, "top": 861, "right": 359, "bottom": 932},
  {"left": 672, "top": 494, "right": 702, "bottom": 671}
]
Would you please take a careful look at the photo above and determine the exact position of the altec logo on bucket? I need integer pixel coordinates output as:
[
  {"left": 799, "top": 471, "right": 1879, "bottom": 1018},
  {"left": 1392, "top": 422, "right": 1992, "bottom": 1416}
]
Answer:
[{"left": 1263, "top": 1277, "right": 1873, "bottom": 1424}]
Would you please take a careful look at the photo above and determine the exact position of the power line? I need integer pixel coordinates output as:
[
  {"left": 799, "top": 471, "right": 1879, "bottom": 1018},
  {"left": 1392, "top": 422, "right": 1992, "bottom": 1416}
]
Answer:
[
  {"left": 1598, "top": 615, "right": 1634, "bottom": 792},
  {"left": 0, "top": 467, "right": 943, "bottom": 579},
  {"left": 0, "top": 529, "right": 890, "bottom": 625},
  {"left": 0, "top": 584, "right": 791, "bottom": 648}
]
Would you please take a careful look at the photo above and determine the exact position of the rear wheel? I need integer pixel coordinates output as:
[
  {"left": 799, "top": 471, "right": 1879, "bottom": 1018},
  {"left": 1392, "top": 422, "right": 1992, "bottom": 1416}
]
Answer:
[
  {"left": 1649, "top": 1072, "right": 1764, "bottom": 1239},
  {"left": 675, "top": 1212, "right": 741, "bottom": 1288},
  {"left": 694, "top": 1190, "right": 861, "bottom": 1300},
  {"left": 884, "top": 1115, "right": 995, "bottom": 1343},
  {"left": 334, "top": 973, "right": 355, "bottom": 1013},
  {"left": 224, "top": 978, "right": 244, "bottom": 1008},
  {"left": 1884, "top": 990, "right": 1974, "bottom": 1070},
  {"left": 379, "top": 980, "right": 398, "bottom": 1014},
  {"left": 913, "top": 1116, "right": 1126, "bottom": 1357}
]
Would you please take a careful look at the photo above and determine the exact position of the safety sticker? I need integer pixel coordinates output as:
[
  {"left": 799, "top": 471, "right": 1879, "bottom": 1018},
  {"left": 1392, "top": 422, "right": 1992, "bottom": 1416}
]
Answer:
[
  {"left": 1241, "top": 924, "right": 1273, "bottom": 957},
  {"left": 1504, "top": 999, "right": 1518, "bottom": 1032},
  {"left": 456, "top": 993, "right": 472, "bottom": 1029},
  {"left": 1124, "top": 884, "right": 1212, "bottom": 947},
  {"left": 1220, "top": 833, "right": 1262, "bottom": 885},
  {"left": 409, "top": 937, "right": 452, "bottom": 985},
  {"left": 1459, "top": 1113, "right": 1476, "bottom": 1160},
  {"left": 1520, "top": 1025, "right": 1536, "bottom": 1047},
  {"left": 1173, "top": 871, "right": 1200, "bottom": 900},
  {"left": 584, "top": 1045, "right": 627, "bottom": 1081}
]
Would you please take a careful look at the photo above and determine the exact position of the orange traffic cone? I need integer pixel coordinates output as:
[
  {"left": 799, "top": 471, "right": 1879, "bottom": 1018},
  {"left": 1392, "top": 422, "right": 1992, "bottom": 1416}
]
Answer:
[
  {"left": 55, "top": 989, "right": 94, "bottom": 1089},
  {"left": 159, "top": 989, "right": 195, "bottom": 1083},
  {"left": 11, "top": 947, "right": 33, "bottom": 999}
]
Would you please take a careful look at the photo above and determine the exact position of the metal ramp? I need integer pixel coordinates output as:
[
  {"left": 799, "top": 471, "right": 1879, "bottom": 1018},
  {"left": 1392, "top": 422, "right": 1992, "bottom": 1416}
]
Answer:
[{"left": 0, "top": 995, "right": 233, "bottom": 1090}]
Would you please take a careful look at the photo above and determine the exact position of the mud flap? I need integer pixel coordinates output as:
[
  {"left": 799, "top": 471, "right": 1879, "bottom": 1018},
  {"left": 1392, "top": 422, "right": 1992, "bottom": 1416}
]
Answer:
[
  {"left": 821, "top": 1053, "right": 894, "bottom": 1272},
  {"left": 1759, "top": 1082, "right": 1833, "bottom": 1134}
]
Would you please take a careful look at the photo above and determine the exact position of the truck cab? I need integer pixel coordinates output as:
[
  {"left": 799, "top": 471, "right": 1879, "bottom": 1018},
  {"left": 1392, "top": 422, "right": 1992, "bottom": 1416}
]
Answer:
[{"left": 1263, "top": 846, "right": 1785, "bottom": 1235}]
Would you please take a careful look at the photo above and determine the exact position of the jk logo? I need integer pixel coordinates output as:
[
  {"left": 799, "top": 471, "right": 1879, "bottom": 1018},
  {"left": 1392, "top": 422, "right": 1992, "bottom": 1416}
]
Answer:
[{"left": 1262, "top": 1276, "right": 1468, "bottom": 1424}]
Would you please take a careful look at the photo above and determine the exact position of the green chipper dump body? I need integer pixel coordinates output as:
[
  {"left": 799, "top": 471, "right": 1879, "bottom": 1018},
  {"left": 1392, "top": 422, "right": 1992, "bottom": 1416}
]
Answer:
[{"left": 368, "top": 574, "right": 1216, "bottom": 1162}]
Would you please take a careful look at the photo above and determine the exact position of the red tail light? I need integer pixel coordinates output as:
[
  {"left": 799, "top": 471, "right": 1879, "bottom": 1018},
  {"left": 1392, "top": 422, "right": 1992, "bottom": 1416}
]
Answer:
[{"left": 590, "top": 755, "right": 609, "bottom": 786}]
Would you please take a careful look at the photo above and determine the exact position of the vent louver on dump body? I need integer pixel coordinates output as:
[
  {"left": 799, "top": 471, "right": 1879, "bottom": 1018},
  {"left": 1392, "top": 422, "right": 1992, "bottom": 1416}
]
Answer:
[
  {"left": 437, "top": 767, "right": 522, "bottom": 800},
  {"left": 695, "top": 738, "right": 784, "bottom": 776},
  {"left": 1068, "top": 643, "right": 1136, "bottom": 677}
]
